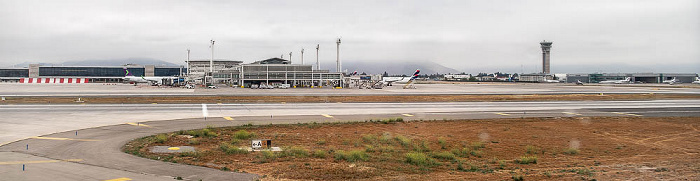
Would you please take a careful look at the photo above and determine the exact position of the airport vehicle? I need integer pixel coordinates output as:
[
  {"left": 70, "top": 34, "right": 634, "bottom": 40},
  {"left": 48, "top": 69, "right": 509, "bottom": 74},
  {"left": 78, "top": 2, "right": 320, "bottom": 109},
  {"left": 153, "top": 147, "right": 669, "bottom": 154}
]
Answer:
[
  {"left": 207, "top": 85, "right": 218, "bottom": 89},
  {"left": 575, "top": 80, "right": 584, "bottom": 85},
  {"left": 663, "top": 77, "right": 679, "bottom": 84},
  {"left": 184, "top": 84, "right": 195, "bottom": 89},
  {"left": 599, "top": 77, "right": 632, "bottom": 84},
  {"left": 122, "top": 68, "right": 177, "bottom": 85}
]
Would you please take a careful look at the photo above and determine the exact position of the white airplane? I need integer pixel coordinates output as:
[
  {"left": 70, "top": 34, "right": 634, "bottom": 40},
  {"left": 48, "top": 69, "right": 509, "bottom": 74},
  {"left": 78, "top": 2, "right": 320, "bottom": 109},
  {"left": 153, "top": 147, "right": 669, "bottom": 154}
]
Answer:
[
  {"left": 543, "top": 79, "right": 562, "bottom": 83},
  {"left": 599, "top": 77, "right": 632, "bottom": 84},
  {"left": 122, "top": 68, "right": 175, "bottom": 85},
  {"left": 662, "top": 77, "right": 679, "bottom": 84},
  {"left": 692, "top": 77, "right": 700, "bottom": 84},
  {"left": 382, "top": 69, "right": 420, "bottom": 86}
]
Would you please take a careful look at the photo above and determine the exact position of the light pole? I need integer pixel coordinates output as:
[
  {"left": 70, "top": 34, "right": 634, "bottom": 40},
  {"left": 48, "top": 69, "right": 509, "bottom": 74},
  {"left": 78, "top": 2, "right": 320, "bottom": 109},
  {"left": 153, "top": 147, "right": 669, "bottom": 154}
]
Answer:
[
  {"left": 186, "top": 49, "right": 190, "bottom": 77},
  {"left": 315, "top": 44, "right": 320, "bottom": 70},
  {"left": 336, "top": 38, "right": 341, "bottom": 73},
  {"left": 209, "top": 39, "right": 215, "bottom": 85},
  {"left": 289, "top": 52, "right": 293, "bottom": 64},
  {"left": 301, "top": 48, "right": 304, "bottom": 65}
]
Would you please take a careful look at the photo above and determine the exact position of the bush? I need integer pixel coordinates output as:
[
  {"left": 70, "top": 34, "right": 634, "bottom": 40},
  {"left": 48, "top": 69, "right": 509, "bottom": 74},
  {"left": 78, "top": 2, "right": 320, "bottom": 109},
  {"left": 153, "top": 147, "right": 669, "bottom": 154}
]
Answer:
[
  {"left": 457, "top": 162, "right": 479, "bottom": 172},
  {"left": 471, "top": 141, "right": 485, "bottom": 150},
  {"left": 512, "top": 175, "right": 524, "bottom": 181},
  {"left": 380, "top": 146, "right": 396, "bottom": 153},
  {"left": 395, "top": 135, "right": 413, "bottom": 147},
  {"left": 220, "top": 143, "right": 248, "bottom": 154},
  {"left": 155, "top": 134, "right": 168, "bottom": 143},
  {"left": 451, "top": 147, "right": 471, "bottom": 157},
  {"left": 334, "top": 150, "right": 369, "bottom": 162},
  {"left": 431, "top": 151, "right": 456, "bottom": 161},
  {"left": 525, "top": 145, "right": 538, "bottom": 154},
  {"left": 286, "top": 146, "right": 309, "bottom": 157},
  {"left": 365, "top": 145, "right": 376, "bottom": 153},
  {"left": 405, "top": 152, "right": 438, "bottom": 167},
  {"left": 563, "top": 148, "right": 580, "bottom": 155},
  {"left": 234, "top": 130, "right": 255, "bottom": 140},
  {"left": 470, "top": 150, "right": 483, "bottom": 158},
  {"left": 438, "top": 137, "right": 447, "bottom": 149},
  {"left": 313, "top": 150, "right": 327, "bottom": 158},
  {"left": 188, "top": 138, "right": 200, "bottom": 145},
  {"left": 362, "top": 134, "right": 377, "bottom": 143},
  {"left": 316, "top": 139, "right": 326, "bottom": 145},
  {"left": 187, "top": 128, "right": 218, "bottom": 138},
  {"left": 516, "top": 156, "right": 537, "bottom": 164},
  {"left": 413, "top": 140, "right": 431, "bottom": 152},
  {"left": 379, "top": 132, "right": 393, "bottom": 144}
]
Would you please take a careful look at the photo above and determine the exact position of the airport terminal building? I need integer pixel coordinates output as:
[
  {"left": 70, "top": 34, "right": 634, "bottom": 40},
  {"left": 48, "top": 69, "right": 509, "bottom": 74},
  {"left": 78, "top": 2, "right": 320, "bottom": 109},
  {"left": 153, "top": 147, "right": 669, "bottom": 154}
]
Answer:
[
  {"left": 566, "top": 73, "right": 698, "bottom": 83},
  {"left": 1, "top": 58, "right": 344, "bottom": 87}
]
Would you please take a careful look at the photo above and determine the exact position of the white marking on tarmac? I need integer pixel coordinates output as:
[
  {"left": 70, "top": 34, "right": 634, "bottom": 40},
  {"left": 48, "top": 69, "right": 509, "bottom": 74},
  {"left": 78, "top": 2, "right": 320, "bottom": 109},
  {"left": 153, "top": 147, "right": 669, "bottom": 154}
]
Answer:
[
  {"left": 562, "top": 112, "right": 583, "bottom": 116},
  {"left": 0, "top": 159, "right": 83, "bottom": 165},
  {"left": 202, "top": 103, "right": 209, "bottom": 117},
  {"left": 494, "top": 113, "right": 510, "bottom": 116},
  {"left": 30, "top": 137, "right": 99, "bottom": 141},
  {"left": 104, "top": 178, "right": 133, "bottom": 181},
  {"left": 612, "top": 112, "right": 643, "bottom": 117}
]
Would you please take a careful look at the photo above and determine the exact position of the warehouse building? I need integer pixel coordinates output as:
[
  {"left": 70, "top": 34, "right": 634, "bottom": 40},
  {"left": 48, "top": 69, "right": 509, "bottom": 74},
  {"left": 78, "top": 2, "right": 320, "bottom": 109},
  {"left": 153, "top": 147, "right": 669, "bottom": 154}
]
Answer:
[
  {"left": 566, "top": 73, "right": 698, "bottom": 83},
  {"left": 0, "top": 64, "right": 184, "bottom": 83}
]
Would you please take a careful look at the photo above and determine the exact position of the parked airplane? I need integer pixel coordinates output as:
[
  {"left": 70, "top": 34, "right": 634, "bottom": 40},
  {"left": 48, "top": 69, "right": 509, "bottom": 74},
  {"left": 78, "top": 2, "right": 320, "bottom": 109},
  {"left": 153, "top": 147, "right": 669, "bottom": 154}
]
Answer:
[
  {"left": 599, "top": 77, "right": 632, "bottom": 84},
  {"left": 122, "top": 68, "right": 175, "bottom": 85},
  {"left": 693, "top": 77, "right": 700, "bottom": 84},
  {"left": 663, "top": 77, "right": 679, "bottom": 84},
  {"left": 382, "top": 69, "right": 420, "bottom": 86},
  {"left": 402, "top": 69, "right": 421, "bottom": 89}
]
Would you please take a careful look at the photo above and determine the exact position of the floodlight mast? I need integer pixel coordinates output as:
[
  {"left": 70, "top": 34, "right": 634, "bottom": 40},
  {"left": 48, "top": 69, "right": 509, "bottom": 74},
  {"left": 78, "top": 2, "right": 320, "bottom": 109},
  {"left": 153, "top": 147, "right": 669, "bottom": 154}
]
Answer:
[
  {"left": 301, "top": 48, "right": 304, "bottom": 65},
  {"left": 186, "top": 49, "right": 190, "bottom": 76},
  {"left": 336, "top": 38, "right": 341, "bottom": 73},
  {"left": 315, "top": 44, "right": 320, "bottom": 70},
  {"left": 289, "top": 52, "right": 293, "bottom": 64},
  {"left": 210, "top": 40, "right": 215, "bottom": 75}
]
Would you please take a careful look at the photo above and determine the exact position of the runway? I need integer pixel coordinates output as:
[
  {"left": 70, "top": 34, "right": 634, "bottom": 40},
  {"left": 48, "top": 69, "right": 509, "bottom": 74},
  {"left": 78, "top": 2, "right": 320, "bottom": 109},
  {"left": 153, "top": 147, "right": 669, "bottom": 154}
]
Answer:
[{"left": 1, "top": 100, "right": 699, "bottom": 180}]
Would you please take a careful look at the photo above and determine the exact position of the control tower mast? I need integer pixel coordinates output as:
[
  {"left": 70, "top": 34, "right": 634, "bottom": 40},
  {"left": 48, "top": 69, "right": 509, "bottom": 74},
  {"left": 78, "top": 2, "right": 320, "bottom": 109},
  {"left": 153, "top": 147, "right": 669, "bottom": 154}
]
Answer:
[{"left": 540, "top": 40, "right": 552, "bottom": 74}]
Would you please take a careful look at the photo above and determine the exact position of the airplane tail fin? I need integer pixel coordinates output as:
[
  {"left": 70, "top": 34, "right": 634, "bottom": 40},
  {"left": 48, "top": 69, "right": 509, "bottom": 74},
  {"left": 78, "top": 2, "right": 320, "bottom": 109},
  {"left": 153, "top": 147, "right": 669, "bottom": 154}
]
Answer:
[
  {"left": 124, "top": 68, "right": 134, "bottom": 77},
  {"left": 404, "top": 69, "right": 420, "bottom": 89}
]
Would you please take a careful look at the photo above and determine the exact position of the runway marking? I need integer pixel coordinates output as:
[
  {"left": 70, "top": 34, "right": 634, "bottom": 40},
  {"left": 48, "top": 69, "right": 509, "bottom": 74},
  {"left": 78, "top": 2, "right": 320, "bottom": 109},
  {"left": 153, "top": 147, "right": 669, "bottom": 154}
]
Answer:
[
  {"left": 562, "top": 112, "right": 583, "bottom": 116},
  {"left": 321, "top": 114, "right": 334, "bottom": 118},
  {"left": 217, "top": 102, "right": 223, "bottom": 104},
  {"left": 494, "top": 113, "right": 510, "bottom": 116},
  {"left": 151, "top": 103, "right": 157, "bottom": 104},
  {"left": 612, "top": 112, "right": 643, "bottom": 117},
  {"left": 31, "top": 137, "right": 99, "bottom": 141},
  {"left": 0, "top": 159, "right": 83, "bottom": 165},
  {"left": 104, "top": 178, "right": 132, "bottom": 181},
  {"left": 126, "top": 122, "right": 152, "bottom": 128},
  {"left": 168, "top": 147, "right": 180, "bottom": 150},
  {"left": 402, "top": 114, "right": 414, "bottom": 117},
  {"left": 202, "top": 104, "right": 209, "bottom": 118},
  {"left": 223, "top": 117, "right": 234, "bottom": 121}
]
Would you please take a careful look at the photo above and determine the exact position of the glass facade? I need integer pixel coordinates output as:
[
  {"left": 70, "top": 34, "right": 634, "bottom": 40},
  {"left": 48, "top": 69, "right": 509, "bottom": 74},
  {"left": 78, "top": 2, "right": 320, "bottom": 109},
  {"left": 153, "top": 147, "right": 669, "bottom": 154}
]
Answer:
[
  {"left": 39, "top": 67, "right": 145, "bottom": 77},
  {"left": 154, "top": 68, "right": 183, "bottom": 77},
  {"left": 0, "top": 69, "right": 29, "bottom": 77}
]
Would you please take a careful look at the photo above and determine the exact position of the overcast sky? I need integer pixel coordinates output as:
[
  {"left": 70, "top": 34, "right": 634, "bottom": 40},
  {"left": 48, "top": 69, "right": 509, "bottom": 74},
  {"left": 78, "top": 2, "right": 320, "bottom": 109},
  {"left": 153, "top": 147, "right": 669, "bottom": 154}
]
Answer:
[{"left": 1, "top": 0, "right": 698, "bottom": 73}]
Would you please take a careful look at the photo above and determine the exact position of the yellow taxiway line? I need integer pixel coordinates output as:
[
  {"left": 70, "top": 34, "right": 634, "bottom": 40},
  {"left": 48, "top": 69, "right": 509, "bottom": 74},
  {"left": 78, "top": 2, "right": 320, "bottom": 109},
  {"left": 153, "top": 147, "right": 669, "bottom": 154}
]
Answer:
[
  {"left": 612, "top": 112, "right": 643, "bottom": 117},
  {"left": 321, "top": 114, "right": 334, "bottom": 118},
  {"left": 0, "top": 159, "right": 83, "bottom": 165},
  {"left": 562, "top": 112, "right": 583, "bottom": 116},
  {"left": 104, "top": 178, "right": 132, "bottom": 181},
  {"left": 223, "top": 117, "right": 234, "bottom": 121},
  {"left": 126, "top": 122, "right": 152, "bottom": 128},
  {"left": 494, "top": 113, "right": 510, "bottom": 116},
  {"left": 402, "top": 114, "right": 414, "bottom": 117}
]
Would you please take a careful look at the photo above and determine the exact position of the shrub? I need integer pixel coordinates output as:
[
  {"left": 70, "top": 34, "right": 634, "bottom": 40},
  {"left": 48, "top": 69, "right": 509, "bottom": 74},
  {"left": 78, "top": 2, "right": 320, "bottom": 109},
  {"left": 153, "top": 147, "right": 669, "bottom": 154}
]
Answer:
[
  {"left": 234, "top": 130, "right": 255, "bottom": 140},
  {"left": 512, "top": 175, "right": 524, "bottom": 181},
  {"left": 438, "top": 137, "right": 447, "bottom": 149},
  {"left": 334, "top": 150, "right": 369, "bottom": 162},
  {"left": 362, "top": 134, "right": 377, "bottom": 143},
  {"left": 563, "top": 148, "right": 580, "bottom": 155},
  {"left": 316, "top": 139, "right": 326, "bottom": 145},
  {"left": 451, "top": 147, "right": 471, "bottom": 157},
  {"left": 379, "top": 146, "right": 396, "bottom": 153},
  {"left": 395, "top": 135, "right": 413, "bottom": 147},
  {"left": 179, "top": 151, "right": 199, "bottom": 158},
  {"left": 365, "top": 145, "right": 376, "bottom": 153},
  {"left": 379, "top": 132, "right": 393, "bottom": 144},
  {"left": 516, "top": 156, "right": 537, "bottom": 164},
  {"left": 431, "top": 151, "right": 456, "bottom": 161},
  {"left": 187, "top": 128, "right": 218, "bottom": 138},
  {"left": 313, "top": 150, "right": 327, "bottom": 158},
  {"left": 457, "top": 162, "right": 479, "bottom": 172},
  {"left": 525, "top": 145, "right": 538, "bottom": 154},
  {"left": 470, "top": 150, "right": 483, "bottom": 158},
  {"left": 155, "top": 134, "right": 168, "bottom": 143},
  {"left": 282, "top": 146, "right": 309, "bottom": 158},
  {"left": 405, "top": 152, "right": 438, "bottom": 167},
  {"left": 471, "top": 141, "right": 485, "bottom": 150},
  {"left": 188, "top": 138, "right": 200, "bottom": 145},
  {"left": 261, "top": 150, "right": 276, "bottom": 159},
  {"left": 230, "top": 138, "right": 240, "bottom": 145},
  {"left": 414, "top": 140, "right": 431, "bottom": 152},
  {"left": 220, "top": 143, "right": 248, "bottom": 154}
]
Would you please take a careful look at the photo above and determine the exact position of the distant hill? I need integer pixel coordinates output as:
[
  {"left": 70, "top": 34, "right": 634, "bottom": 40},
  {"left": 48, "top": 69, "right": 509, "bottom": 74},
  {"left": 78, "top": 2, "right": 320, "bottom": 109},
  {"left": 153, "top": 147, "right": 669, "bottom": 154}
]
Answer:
[
  {"left": 10, "top": 58, "right": 180, "bottom": 68},
  {"left": 342, "top": 61, "right": 459, "bottom": 75}
]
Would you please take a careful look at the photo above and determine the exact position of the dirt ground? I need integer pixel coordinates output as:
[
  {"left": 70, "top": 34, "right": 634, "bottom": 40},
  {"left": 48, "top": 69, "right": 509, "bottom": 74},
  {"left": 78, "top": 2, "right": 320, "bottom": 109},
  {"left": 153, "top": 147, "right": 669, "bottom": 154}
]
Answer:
[
  {"left": 125, "top": 117, "right": 700, "bottom": 180},
  {"left": 4, "top": 93, "right": 700, "bottom": 104}
]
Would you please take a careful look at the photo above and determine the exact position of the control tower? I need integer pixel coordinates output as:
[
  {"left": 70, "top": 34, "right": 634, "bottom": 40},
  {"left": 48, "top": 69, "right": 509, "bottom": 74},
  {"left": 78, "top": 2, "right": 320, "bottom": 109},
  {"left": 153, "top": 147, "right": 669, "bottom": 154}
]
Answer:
[{"left": 540, "top": 40, "right": 553, "bottom": 74}]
